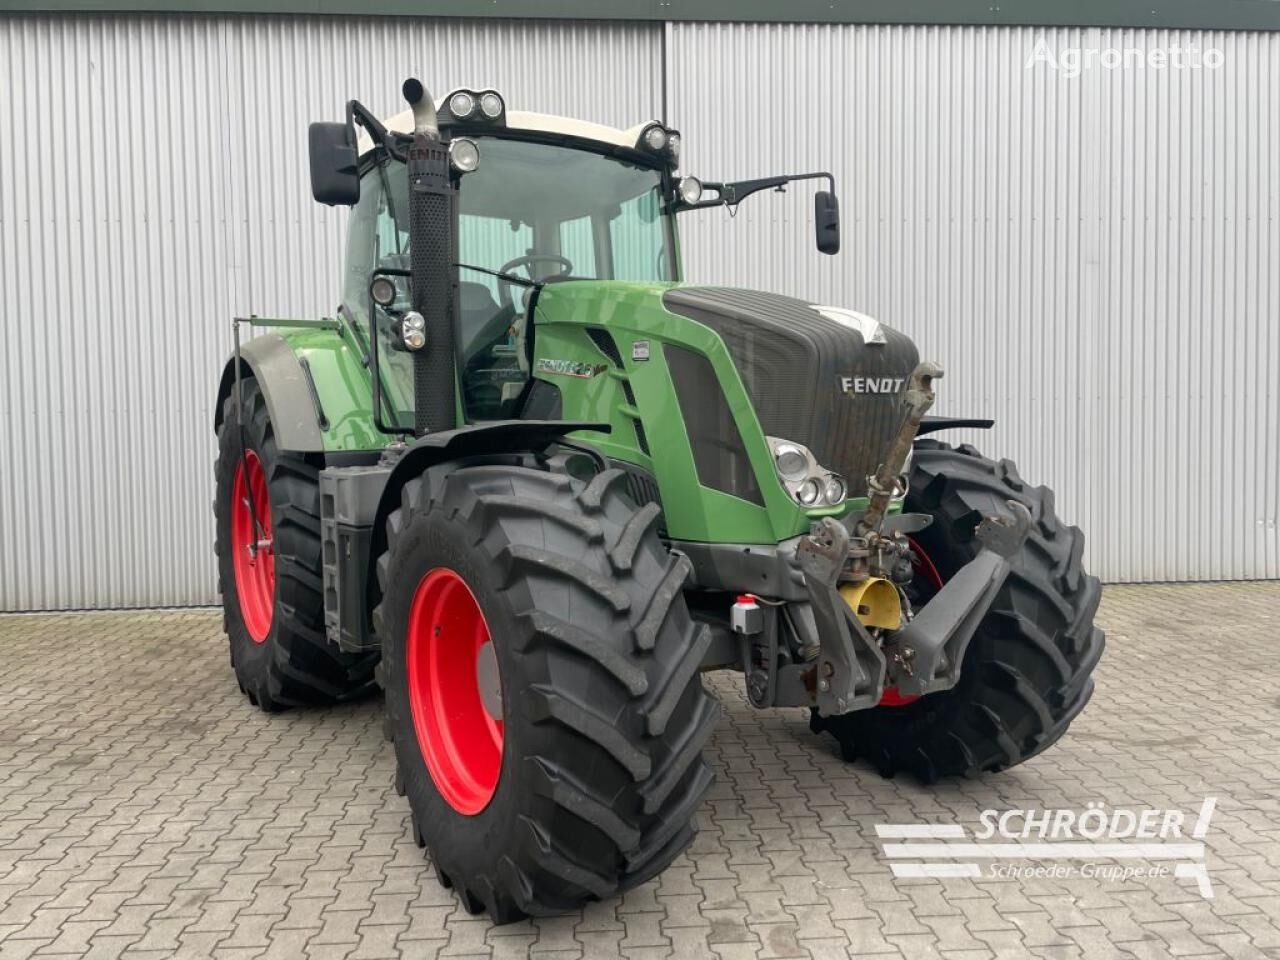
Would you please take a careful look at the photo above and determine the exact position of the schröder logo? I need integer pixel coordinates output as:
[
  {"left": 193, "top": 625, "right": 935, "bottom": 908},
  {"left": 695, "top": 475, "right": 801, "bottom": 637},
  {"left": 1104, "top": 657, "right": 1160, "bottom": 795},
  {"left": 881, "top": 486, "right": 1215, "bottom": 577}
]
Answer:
[{"left": 876, "top": 798, "right": 1217, "bottom": 897}]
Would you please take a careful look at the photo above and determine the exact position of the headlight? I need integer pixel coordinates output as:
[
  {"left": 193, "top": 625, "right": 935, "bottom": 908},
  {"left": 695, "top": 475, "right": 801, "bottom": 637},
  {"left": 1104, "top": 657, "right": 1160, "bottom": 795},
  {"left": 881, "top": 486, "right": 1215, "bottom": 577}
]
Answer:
[
  {"left": 478, "top": 91, "right": 503, "bottom": 119},
  {"left": 401, "top": 311, "right": 426, "bottom": 351},
  {"left": 449, "top": 91, "right": 476, "bottom": 118},
  {"left": 797, "top": 478, "right": 821, "bottom": 505},
  {"left": 449, "top": 138, "right": 480, "bottom": 173},
  {"left": 774, "top": 443, "right": 808, "bottom": 481},
  {"left": 678, "top": 176, "right": 703, "bottom": 205},
  {"left": 642, "top": 125, "right": 668, "bottom": 151},
  {"left": 822, "top": 474, "right": 847, "bottom": 505}
]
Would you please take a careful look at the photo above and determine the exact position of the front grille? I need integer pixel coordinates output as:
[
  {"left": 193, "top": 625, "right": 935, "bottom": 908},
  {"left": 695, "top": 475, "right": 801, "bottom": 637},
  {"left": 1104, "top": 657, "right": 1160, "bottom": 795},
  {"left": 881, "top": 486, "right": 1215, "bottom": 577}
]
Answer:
[
  {"left": 664, "top": 343, "right": 764, "bottom": 505},
  {"left": 663, "top": 287, "right": 919, "bottom": 497}
]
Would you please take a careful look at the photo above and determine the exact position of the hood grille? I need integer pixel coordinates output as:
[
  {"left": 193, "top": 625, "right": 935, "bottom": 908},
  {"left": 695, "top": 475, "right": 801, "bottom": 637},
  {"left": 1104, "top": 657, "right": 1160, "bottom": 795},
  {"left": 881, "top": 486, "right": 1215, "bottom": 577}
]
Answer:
[{"left": 662, "top": 287, "right": 919, "bottom": 498}]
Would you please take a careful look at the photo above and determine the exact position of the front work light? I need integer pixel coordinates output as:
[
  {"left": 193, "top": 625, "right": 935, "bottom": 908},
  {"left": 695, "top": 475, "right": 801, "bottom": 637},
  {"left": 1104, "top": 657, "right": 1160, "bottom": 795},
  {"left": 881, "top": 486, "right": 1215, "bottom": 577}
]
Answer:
[
  {"left": 449, "top": 91, "right": 476, "bottom": 118},
  {"left": 643, "top": 125, "right": 668, "bottom": 151},
  {"left": 370, "top": 276, "right": 397, "bottom": 308},
  {"left": 479, "top": 91, "right": 504, "bottom": 119},
  {"left": 449, "top": 138, "right": 480, "bottom": 173},
  {"left": 401, "top": 311, "right": 426, "bottom": 351},
  {"left": 678, "top": 176, "right": 703, "bottom": 205}
]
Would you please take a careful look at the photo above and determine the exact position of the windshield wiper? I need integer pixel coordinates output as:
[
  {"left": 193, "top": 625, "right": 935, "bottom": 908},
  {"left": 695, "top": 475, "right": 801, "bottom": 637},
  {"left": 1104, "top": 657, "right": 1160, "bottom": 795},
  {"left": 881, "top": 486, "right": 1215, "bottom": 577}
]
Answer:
[{"left": 454, "top": 263, "right": 538, "bottom": 287}]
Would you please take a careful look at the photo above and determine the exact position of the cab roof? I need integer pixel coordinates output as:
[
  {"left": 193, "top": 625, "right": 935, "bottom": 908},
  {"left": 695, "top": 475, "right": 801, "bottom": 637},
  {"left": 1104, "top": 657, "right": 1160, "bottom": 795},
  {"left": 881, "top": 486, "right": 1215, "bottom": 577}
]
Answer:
[{"left": 358, "top": 103, "right": 657, "bottom": 158}]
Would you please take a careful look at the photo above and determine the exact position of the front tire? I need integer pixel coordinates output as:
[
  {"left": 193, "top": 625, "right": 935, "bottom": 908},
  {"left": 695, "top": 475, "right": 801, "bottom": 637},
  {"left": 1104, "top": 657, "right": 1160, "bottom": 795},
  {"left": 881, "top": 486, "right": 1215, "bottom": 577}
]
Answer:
[
  {"left": 811, "top": 441, "right": 1105, "bottom": 781},
  {"left": 376, "top": 459, "right": 719, "bottom": 923},
  {"left": 214, "top": 377, "right": 378, "bottom": 710}
]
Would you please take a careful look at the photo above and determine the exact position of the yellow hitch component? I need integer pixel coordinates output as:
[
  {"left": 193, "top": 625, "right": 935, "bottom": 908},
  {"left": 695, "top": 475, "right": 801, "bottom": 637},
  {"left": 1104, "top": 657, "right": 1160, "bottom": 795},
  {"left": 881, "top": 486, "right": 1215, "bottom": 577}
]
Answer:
[{"left": 839, "top": 577, "right": 902, "bottom": 630}]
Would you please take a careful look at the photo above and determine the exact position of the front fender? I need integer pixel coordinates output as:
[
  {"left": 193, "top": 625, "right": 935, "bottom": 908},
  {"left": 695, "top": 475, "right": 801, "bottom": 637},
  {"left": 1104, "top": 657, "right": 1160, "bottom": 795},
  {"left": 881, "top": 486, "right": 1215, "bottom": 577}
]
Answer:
[{"left": 213, "top": 334, "right": 326, "bottom": 452}]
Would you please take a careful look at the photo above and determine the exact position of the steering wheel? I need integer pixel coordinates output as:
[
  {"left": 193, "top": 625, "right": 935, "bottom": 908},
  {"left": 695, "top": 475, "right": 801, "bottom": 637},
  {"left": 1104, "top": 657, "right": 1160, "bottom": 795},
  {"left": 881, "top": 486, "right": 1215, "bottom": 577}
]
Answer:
[{"left": 497, "top": 254, "right": 574, "bottom": 311}]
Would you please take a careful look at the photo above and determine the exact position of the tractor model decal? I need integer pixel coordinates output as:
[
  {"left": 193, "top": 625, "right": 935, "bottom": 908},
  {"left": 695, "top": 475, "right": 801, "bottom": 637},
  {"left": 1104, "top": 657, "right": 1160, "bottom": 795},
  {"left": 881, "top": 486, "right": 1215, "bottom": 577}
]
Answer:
[{"left": 535, "top": 358, "right": 609, "bottom": 379}]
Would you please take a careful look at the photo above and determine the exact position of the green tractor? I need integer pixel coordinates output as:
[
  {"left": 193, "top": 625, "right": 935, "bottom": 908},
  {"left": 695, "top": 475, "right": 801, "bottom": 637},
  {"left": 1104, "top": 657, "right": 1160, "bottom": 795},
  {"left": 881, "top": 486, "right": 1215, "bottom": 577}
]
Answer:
[{"left": 213, "top": 79, "right": 1103, "bottom": 922}]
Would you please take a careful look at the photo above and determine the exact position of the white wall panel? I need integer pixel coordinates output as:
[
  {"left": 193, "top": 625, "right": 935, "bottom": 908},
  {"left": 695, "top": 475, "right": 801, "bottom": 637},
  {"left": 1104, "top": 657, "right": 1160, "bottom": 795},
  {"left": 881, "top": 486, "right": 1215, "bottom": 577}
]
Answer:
[
  {"left": 0, "top": 14, "right": 661, "bottom": 610},
  {"left": 669, "top": 23, "right": 1279, "bottom": 582}
]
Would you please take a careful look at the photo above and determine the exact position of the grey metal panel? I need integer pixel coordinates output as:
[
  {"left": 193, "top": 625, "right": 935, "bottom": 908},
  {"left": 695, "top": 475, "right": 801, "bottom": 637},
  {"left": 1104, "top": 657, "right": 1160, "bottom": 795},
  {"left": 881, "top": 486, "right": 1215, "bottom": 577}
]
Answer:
[
  {"left": 6, "top": 3, "right": 1280, "bottom": 32},
  {"left": 2, "top": 15, "right": 1275, "bottom": 611},
  {"left": 0, "top": 13, "right": 661, "bottom": 611},
  {"left": 669, "top": 22, "right": 1279, "bottom": 583}
]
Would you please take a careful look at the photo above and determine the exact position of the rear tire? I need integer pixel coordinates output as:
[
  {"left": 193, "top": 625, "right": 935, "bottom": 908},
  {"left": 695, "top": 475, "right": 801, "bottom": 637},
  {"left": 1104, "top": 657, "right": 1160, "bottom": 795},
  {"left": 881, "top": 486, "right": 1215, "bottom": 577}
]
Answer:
[
  {"left": 214, "top": 377, "right": 378, "bottom": 710},
  {"left": 375, "top": 458, "right": 719, "bottom": 923},
  {"left": 810, "top": 440, "right": 1104, "bottom": 781}
]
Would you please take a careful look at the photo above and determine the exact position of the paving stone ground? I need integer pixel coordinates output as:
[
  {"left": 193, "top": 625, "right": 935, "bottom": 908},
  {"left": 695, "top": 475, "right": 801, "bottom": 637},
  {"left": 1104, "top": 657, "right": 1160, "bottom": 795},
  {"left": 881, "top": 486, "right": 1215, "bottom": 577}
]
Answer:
[{"left": 1, "top": 583, "right": 1278, "bottom": 959}]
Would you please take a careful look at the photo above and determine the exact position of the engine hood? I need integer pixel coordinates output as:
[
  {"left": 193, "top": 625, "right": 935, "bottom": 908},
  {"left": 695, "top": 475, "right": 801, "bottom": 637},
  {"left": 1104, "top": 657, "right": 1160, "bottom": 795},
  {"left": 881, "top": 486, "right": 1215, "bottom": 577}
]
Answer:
[{"left": 662, "top": 286, "right": 920, "bottom": 498}]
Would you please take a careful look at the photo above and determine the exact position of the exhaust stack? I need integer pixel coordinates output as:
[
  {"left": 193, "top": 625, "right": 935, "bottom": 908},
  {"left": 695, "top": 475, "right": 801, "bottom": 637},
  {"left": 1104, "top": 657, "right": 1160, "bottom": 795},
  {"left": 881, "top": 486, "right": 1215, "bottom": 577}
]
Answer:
[
  {"left": 402, "top": 78, "right": 439, "bottom": 138},
  {"left": 402, "top": 77, "right": 457, "bottom": 436}
]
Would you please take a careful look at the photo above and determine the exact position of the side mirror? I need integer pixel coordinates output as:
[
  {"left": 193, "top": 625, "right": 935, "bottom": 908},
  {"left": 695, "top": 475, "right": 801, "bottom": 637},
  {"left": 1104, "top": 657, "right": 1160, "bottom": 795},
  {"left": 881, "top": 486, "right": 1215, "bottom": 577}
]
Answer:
[
  {"left": 308, "top": 121, "right": 360, "bottom": 206},
  {"left": 815, "top": 190, "right": 840, "bottom": 255}
]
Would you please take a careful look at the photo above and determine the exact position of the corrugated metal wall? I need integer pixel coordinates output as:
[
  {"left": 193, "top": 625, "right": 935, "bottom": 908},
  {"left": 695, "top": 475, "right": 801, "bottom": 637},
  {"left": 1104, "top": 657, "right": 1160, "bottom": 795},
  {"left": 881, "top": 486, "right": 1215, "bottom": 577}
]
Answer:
[
  {"left": 0, "top": 14, "right": 662, "bottom": 610},
  {"left": 670, "top": 23, "right": 1279, "bottom": 583},
  {"left": 1, "top": 16, "right": 1275, "bottom": 609}
]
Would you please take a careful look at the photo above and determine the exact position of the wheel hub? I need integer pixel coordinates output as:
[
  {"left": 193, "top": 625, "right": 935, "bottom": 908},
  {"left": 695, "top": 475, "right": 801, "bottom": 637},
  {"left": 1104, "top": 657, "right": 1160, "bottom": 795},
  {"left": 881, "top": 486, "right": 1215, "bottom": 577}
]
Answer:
[{"left": 475, "top": 641, "right": 503, "bottom": 720}]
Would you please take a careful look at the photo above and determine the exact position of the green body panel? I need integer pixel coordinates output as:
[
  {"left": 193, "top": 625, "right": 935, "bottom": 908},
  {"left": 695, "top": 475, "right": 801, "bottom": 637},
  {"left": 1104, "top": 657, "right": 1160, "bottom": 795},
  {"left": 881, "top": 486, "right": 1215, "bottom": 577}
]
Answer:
[
  {"left": 530, "top": 280, "right": 854, "bottom": 544},
  {"left": 275, "top": 323, "right": 386, "bottom": 451},
  {"left": 258, "top": 282, "right": 867, "bottom": 544}
]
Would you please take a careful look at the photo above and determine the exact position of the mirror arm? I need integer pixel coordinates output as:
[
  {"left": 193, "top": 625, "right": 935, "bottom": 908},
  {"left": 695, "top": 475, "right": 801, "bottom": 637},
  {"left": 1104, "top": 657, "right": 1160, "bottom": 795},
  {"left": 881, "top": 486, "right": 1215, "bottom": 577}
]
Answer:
[
  {"left": 347, "top": 99, "right": 409, "bottom": 163},
  {"left": 677, "top": 171, "right": 836, "bottom": 211}
]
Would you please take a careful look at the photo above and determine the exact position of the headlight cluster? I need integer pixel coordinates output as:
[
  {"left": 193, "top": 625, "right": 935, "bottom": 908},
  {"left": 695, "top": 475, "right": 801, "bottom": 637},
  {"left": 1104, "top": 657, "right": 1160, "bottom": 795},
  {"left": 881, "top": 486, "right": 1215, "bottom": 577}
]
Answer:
[
  {"left": 636, "top": 123, "right": 681, "bottom": 165},
  {"left": 400, "top": 311, "right": 426, "bottom": 351},
  {"left": 445, "top": 88, "right": 505, "bottom": 123},
  {"left": 767, "top": 438, "right": 847, "bottom": 507}
]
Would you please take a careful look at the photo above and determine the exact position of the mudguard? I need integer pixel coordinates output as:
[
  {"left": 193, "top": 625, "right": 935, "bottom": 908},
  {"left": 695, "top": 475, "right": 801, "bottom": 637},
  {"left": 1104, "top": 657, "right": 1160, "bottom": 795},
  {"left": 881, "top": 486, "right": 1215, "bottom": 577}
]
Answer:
[{"left": 213, "top": 334, "right": 325, "bottom": 452}]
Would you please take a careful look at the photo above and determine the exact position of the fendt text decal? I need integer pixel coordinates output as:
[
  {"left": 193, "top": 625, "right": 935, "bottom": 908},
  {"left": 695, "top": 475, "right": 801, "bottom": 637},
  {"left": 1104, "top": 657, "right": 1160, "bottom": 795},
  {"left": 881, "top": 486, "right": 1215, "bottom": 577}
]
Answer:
[{"left": 840, "top": 376, "right": 906, "bottom": 395}]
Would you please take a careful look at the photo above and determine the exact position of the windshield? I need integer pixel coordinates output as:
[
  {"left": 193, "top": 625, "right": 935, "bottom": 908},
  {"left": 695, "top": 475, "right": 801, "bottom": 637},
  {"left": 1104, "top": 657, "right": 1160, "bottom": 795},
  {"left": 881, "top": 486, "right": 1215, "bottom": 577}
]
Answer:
[
  {"left": 357, "top": 137, "right": 678, "bottom": 424},
  {"left": 456, "top": 136, "right": 675, "bottom": 288}
]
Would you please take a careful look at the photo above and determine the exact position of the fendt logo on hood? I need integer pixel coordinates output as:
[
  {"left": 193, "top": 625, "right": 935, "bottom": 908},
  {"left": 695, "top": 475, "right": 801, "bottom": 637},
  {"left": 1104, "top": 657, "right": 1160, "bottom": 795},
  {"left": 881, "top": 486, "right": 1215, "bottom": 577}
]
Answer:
[{"left": 841, "top": 375, "right": 905, "bottom": 396}]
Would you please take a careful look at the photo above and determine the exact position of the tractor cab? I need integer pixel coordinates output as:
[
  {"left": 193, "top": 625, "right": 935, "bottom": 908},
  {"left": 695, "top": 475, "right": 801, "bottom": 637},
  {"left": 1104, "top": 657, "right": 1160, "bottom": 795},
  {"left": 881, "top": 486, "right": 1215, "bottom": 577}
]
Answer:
[
  {"left": 311, "top": 83, "right": 839, "bottom": 431},
  {"left": 333, "top": 90, "right": 685, "bottom": 425}
]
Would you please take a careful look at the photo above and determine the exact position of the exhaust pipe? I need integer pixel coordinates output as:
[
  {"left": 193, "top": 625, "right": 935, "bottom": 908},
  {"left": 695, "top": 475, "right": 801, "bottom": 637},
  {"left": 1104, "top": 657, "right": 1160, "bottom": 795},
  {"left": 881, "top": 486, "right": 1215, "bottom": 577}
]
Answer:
[
  {"left": 402, "top": 78, "right": 439, "bottom": 138},
  {"left": 402, "top": 77, "right": 456, "bottom": 436}
]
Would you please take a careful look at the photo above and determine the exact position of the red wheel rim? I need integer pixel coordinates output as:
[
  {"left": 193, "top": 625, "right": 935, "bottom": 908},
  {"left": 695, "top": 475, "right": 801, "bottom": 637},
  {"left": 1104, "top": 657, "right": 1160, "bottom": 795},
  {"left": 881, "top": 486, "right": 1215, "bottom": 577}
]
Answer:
[
  {"left": 877, "top": 535, "right": 945, "bottom": 708},
  {"left": 230, "top": 450, "right": 274, "bottom": 643},
  {"left": 406, "top": 568, "right": 503, "bottom": 815}
]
